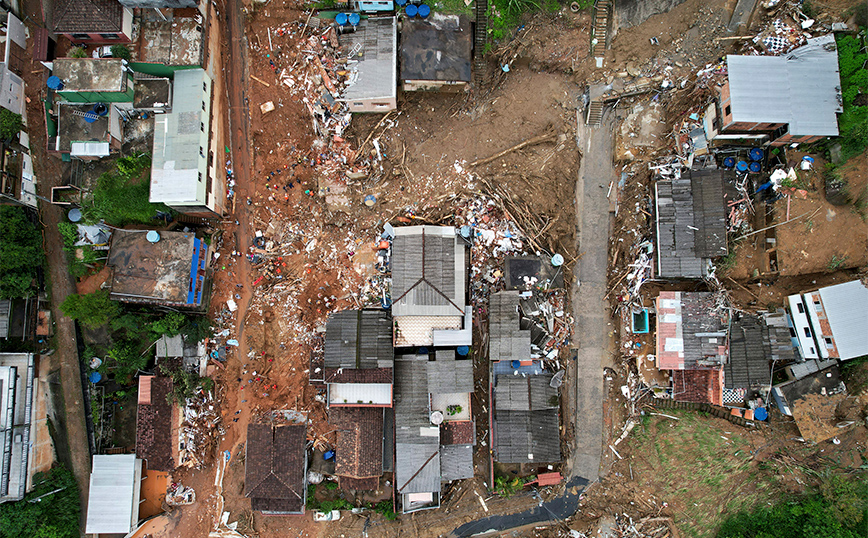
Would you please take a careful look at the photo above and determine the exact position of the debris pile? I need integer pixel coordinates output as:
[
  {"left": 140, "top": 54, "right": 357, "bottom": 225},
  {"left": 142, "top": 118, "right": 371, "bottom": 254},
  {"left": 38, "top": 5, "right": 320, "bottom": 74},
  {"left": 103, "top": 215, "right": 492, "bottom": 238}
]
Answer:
[
  {"left": 179, "top": 389, "right": 222, "bottom": 469},
  {"left": 166, "top": 482, "right": 196, "bottom": 505}
]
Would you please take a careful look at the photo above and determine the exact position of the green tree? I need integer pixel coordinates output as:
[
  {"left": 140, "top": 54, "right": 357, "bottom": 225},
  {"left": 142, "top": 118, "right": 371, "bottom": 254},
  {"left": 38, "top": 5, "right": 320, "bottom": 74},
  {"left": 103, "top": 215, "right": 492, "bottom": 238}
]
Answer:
[
  {"left": 836, "top": 34, "right": 868, "bottom": 162},
  {"left": 149, "top": 312, "right": 187, "bottom": 337},
  {"left": 109, "top": 44, "right": 131, "bottom": 61},
  {"left": 60, "top": 290, "right": 120, "bottom": 327},
  {"left": 0, "top": 108, "right": 22, "bottom": 140},
  {"left": 0, "top": 206, "right": 43, "bottom": 298},
  {"left": 107, "top": 338, "right": 149, "bottom": 383},
  {"left": 80, "top": 154, "right": 170, "bottom": 225},
  {"left": 0, "top": 466, "right": 80, "bottom": 538}
]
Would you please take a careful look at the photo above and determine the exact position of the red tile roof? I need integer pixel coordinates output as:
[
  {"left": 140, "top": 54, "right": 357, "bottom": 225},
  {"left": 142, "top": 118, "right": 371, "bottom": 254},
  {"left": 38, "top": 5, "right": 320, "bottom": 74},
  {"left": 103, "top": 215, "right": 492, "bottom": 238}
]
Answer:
[
  {"left": 324, "top": 367, "right": 392, "bottom": 384},
  {"left": 53, "top": 0, "right": 124, "bottom": 34},
  {"left": 440, "top": 420, "right": 476, "bottom": 445},
  {"left": 330, "top": 408, "right": 383, "bottom": 482},
  {"left": 535, "top": 472, "right": 563, "bottom": 486},
  {"left": 339, "top": 476, "right": 380, "bottom": 491},
  {"left": 135, "top": 376, "right": 175, "bottom": 472},
  {"left": 245, "top": 423, "right": 307, "bottom": 514},
  {"left": 671, "top": 368, "right": 724, "bottom": 406}
]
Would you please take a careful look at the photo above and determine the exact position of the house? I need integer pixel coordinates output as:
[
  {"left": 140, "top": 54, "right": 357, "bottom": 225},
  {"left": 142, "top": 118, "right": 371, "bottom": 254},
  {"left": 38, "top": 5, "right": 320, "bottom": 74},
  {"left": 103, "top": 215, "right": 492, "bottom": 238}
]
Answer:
[
  {"left": 149, "top": 68, "right": 223, "bottom": 217},
  {"left": 135, "top": 376, "right": 176, "bottom": 472},
  {"left": 0, "top": 13, "right": 27, "bottom": 115},
  {"left": 106, "top": 230, "right": 210, "bottom": 309},
  {"left": 135, "top": 9, "right": 208, "bottom": 69},
  {"left": 339, "top": 17, "right": 397, "bottom": 113},
  {"left": 245, "top": 422, "right": 307, "bottom": 515},
  {"left": 133, "top": 77, "right": 172, "bottom": 114},
  {"left": 0, "top": 353, "right": 35, "bottom": 503},
  {"left": 771, "top": 364, "right": 858, "bottom": 442},
  {"left": 400, "top": 14, "right": 472, "bottom": 92},
  {"left": 394, "top": 352, "right": 474, "bottom": 513},
  {"left": 156, "top": 334, "right": 206, "bottom": 375},
  {"left": 704, "top": 34, "right": 842, "bottom": 147},
  {"left": 654, "top": 169, "right": 728, "bottom": 279},
  {"left": 786, "top": 279, "right": 868, "bottom": 361},
  {"left": 323, "top": 309, "right": 392, "bottom": 490},
  {"left": 51, "top": 58, "right": 134, "bottom": 103},
  {"left": 655, "top": 292, "right": 729, "bottom": 370},
  {"left": 84, "top": 454, "right": 143, "bottom": 535},
  {"left": 391, "top": 226, "right": 471, "bottom": 347},
  {"left": 492, "top": 375, "right": 561, "bottom": 463},
  {"left": 723, "top": 312, "right": 796, "bottom": 404},
  {"left": 119, "top": 0, "right": 197, "bottom": 9},
  {"left": 52, "top": 0, "right": 134, "bottom": 44},
  {"left": 52, "top": 102, "right": 122, "bottom": 160}
]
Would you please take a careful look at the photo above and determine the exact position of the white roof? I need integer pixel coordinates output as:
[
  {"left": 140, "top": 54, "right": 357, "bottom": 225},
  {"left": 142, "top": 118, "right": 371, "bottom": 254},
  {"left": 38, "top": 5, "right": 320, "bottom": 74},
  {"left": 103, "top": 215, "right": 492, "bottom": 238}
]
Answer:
[
  {"left": 329, "top": 383, "right": 392, "bottom": 406},
  {"left": 818, "top": 280, "right": 868, "bottom": 360},
  {"left": 85, "top": 454, "right": 141, "bottom": 534}
]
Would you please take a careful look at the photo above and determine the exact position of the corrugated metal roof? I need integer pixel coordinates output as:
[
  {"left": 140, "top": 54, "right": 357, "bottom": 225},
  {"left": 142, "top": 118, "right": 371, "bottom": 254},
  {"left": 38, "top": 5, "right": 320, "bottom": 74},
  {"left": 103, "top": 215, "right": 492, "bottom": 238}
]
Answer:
[
  {"left": 324, "top": 309, "right": 393, "bottom": 370},
  {"left": 394, "top": 354, "right": 440, "bottom": 494},
  {"left": 726, "top": 35, "right": 842, "bottom": 136},
  {"left": 725, "top": 315, "right": 771, "bottom": 389},
  {"left": 341, "top": 17, "right": 397, "bottom": 102},
  {"left": 439, "top": 444, "right": 473, "bottom": 481},
  {"left": 818, "top": 280, "right": 868, "bottom": 360},
  {"left": 392, "top": 226, "right": 466, "bottom": 316},
  {"left": 150, "top": 68, "right": 210, "bottom": 206},
  {"left": 85, "top": 455, "right": 141, "bottom": 534},
  {"left": 488, "top": 291, "right": 531, "bottom": 361},
  {"left": 494, "top": 375, "right": 559, "bottom": 411},
  {"left": 493, "top": 409, "right": 560, "bottom": 464},
  {"left": 427, "top": 354, "right": 473, "bottom": 394}
]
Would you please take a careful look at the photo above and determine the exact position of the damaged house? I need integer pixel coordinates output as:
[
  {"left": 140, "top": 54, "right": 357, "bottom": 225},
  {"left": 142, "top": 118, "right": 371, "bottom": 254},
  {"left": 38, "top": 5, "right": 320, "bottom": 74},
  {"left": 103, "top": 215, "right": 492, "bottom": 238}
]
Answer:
[
  {"left": 245, "top": 422, "right": 307, "bottom": 515},
  {"left": 135, "top": 376, "right": 177, "bottom": 472},
  {"left": 339, "top": 17, "right": 397, "bottom": 113},
  {"left": 654, "top": 168, "right": 728, "bottom": 278},
  {"left": 656, "top": 291, "right": 729, "bottom": 405},
  {"left": 703, "top": 34, "right": 843, "bottom": 147},
  {"left": 324, "top": 309, "right": 392, "bottom": 490},
  {"left": 786, "top": 279, "right": 868, "bottom": 362},
  {"left": 400, "top": 14, "right": 472, "bottom": 93}
]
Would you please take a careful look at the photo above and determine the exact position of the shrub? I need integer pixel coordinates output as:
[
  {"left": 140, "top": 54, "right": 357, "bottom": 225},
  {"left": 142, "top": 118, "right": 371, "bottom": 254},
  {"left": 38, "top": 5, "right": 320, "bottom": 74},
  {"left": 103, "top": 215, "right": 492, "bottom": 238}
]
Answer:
[
  {"left": 0, "top": 206, "right": 43, "bottom": 298},
  {"left": 67, "top": 46, "right": 87, "bottom": 58},
  {"left": 836, "top": 34, "right": 868, "bottom": 163},
  {"left": 0, "top": 465, "right": 80, "bottom": 537},
  {"left": 149, "top": 312, "right": 187, "bottom": 337},
  {"left": 109, "top": 44, "right": 131, "bottom": 61},
  {"left": 60, "top": 290, "right": 120, "bottom": 328},
  {"left": 80, "top": 153, "right": 170, "bottom": 225},
  {"left": 0, "top": 108, "right": 22, "bottom": 140}
]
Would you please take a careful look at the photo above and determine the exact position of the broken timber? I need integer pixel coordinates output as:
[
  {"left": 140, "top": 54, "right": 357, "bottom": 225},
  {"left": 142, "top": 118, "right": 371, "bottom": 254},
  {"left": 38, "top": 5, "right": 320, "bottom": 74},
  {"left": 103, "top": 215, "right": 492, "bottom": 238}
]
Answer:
[{"left": 469, "top": 131, "right": 557, "bottom": 167}]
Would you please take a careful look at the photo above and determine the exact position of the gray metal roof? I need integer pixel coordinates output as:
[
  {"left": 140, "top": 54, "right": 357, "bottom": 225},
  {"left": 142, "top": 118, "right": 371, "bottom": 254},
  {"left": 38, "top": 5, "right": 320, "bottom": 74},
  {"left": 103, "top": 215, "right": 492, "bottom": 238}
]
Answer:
[
  {"left": 493, "top": 409, "right": 560, "bottom": 464},
  {"left": 392, "top": 226, "right": 466, "bottom": 316},
  {"left": 818, "top": 280, "right": 868, "bottom": 360},
  {"left": 439, "top": 444, "right": 473, "bottom": 481},
  {"left": 324, "top": 309, "right": 393, "bottom": 370},
  {"left": 340, "top": 17, "right": 397, "bottom": 102},
  {"left": 726, "top": 35, "right": 842, "bottom": 137},
  {"left": 85, "top": 455, "right": 141, "bottom": 534},
  {"left": 400, "top": 14, "right": 472, "bottom": 83},
  {"left": 427, "top": 354, "right": 473, "bottom": 394},
  {"left": 494, "top": 375, "right": 559, "bottom": 411},
  {"left": 655, "top": 169, "right": 727, "bottom": 278},
  {"left": 394, "top": 354, "right": 440, "bottom": 495},
  {"left": 488, "top": 291, "right": 531, "bottom": 361},
  {"left": 725, "top": 315, "right": 771, "bottom": 389},
  {"left": 763, "top": 310, "right": 799, "bottom": 363}
]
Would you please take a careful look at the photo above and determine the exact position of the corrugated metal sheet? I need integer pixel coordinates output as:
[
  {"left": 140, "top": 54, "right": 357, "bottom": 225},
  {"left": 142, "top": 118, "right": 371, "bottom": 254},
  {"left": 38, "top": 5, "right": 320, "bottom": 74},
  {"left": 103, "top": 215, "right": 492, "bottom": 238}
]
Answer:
[
  {"left": 427, "top": 354, "right": 473, "bottom": 394},
  {"left": 725, "top": 316, "right": 771, "bottom": 389},
  {"left": 439, "top": 444, "right": 473, "bottom": 481},
  {"left": 85, "top": 455, "right": 141, "bottom": 534},
  {"left": 488, "top": 291, "right": 531, "bottom": 361},
  {"left": 392, "top": 226, "right": 465, "bottom": 317},
  {"left": 726, "top": 35, "right": 842, "bottom": 136},
  {"left": 341, "top": 17, "right": 397, "bottom": 101},
  {"left": 818, "top": 280, "right": 868, "bottom": 360},
  {"left": 394, "top": 354, "right": 440, "bottom": 495},
  {"left": 324, "top": 310, "right": 393, "bottom": 370},
  {"left": 493, "top": 409, "right": 560, "bottom": 464},
  {"left": 656, "top": 292, "right": 729, "bottom": 370}
]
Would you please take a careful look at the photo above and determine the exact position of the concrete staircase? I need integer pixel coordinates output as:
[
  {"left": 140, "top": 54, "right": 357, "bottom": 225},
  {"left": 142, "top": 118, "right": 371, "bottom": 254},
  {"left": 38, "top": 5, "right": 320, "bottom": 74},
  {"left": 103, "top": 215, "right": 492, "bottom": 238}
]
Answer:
[
  {"left": 586, "top": 99, "right": 604, "bottom": 126},
  {"left": 474, "top": 0, "right": 488, "bottom": 86},
  {"left": 591, "top": 0, "right": 612, "bottom": 58}
]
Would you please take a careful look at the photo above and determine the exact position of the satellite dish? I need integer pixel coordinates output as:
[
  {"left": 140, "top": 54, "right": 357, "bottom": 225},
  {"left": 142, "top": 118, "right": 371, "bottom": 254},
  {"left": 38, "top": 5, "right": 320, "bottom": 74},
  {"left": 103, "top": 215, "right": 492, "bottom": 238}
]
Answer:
[
  {"left": 551, "top": 253, "right": 564, "bottom": 267},
  {"left": 68, "top": 208, "right": 82, "bottom": 222},
  {"left": 146, "top": 230, "right": 161, "bottom": 243},
  {"left": 430, "top": 411, "right": 444, "bottom": 425}
]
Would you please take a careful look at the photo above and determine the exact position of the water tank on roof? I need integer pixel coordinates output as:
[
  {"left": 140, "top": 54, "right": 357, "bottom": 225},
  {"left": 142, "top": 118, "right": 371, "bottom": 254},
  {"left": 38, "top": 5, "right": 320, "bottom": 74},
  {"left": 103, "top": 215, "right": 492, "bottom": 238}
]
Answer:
[
  {"left": 93, "top": 103, "right": 108, "bottom": 117},
  {"left": 736, "top": 160, "right": 748, "bottom": 172},
  {"left": 457, "top": 346, "right": 469, "bottom": 356},
  {"left": 47, "top": 76, "right": 64, "bottom": 90},
  {"left": 430, "top": 411, "right": 444, "bottom": 425},
  {"left": 748, "top": 161, "right": 761, "bottom": 173},
  {"left": 722, "top": 157, "right": 736, "bottom": 168},
  {"left": 348, "top": 12, "right": 361, "bottom": 25},
  {"left": 418, "top": 4, "right": 430, "bottom": 17},
  {"left": 83, "top": 112, "right": 98, "bottom": 124},
  {"left": 749, "top": 147, "right": 764, "bottom": 161},
  {"left": 405, "top": 4, "right": 418, "bottom": 17},
  {"left": 146, "top": 230, "right": 161, "bottom": 243},
  {"left": 336, "top": 12, "right": 349, "bottom": 25}
]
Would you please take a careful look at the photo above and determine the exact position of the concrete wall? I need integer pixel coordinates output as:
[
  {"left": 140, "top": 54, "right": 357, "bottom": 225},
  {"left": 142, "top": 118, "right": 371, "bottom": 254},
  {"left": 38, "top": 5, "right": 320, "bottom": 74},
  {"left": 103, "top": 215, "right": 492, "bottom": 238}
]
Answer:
[{"left": 615, "top": 0, "right": 690, "bottom": 29}]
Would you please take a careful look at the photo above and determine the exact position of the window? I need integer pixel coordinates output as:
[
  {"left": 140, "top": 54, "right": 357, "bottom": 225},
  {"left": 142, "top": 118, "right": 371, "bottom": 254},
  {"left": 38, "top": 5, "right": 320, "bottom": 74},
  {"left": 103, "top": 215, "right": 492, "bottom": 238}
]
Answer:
[
  {"left": 789, "top": 327, "right": 797, "bottom": 338},
  {"left": 203, "top": 82, "right": 208, "bottom": 92},
  {"left": 353, "top": 102, "right": 364, "bottom": 106},
  {"left": 99, "top": 33, "right": 118, "bottom": 39},
  {"left": 198, "top": 172, "right": 202, "bottom": 183},
  {"left": 72, "top": 33, "right": 90, "bottom": 39},
  {"left": 199, "top": 147, "right": 205, "bottom": 157},
  {"left": 202, "top": 101, "right": 206, "bottom": 111},
  {"left": 803, "top": 326, "right": 812, "bottom": 337},
  {"left": 200, "top": 121, "right": 205, "bottom": 132},
  {"left": 814, "top": 301, "right": 822, "bottom": 312},
  {"left": 824, "top": 337, "right": 834, "bottom": 349},
  {"left": 724, "top": 105, "right": 731, "bottom": 116},
  {"left": 796, "top": 302, "right": 805, "bottom": 314}
]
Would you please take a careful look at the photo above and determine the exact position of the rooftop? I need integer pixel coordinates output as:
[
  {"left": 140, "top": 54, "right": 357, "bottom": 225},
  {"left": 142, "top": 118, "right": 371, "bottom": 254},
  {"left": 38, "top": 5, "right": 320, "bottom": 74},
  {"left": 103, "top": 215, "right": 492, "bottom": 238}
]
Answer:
[
  {"left": 655, "top": 169, "right": 728, "bottom": 278},
  {"left": 672, "top": 368, "right": 723, "bottom": 405},
  {"left": 107, "top": 230, "right": 206, "bottom": 306},
  {"left": 85, "top": 454, "right": 142, "bottom": 535},
  {"left": 488, "top": 291, "right": 531, "bottom": 362},
  {"left": 392, "top": 226, "right": 466, "bottom": 317},
  {"left": 56, "top": 104, "right": 109, "bottom": 155},
  {"left": 53, "top": 0, "right": 123, "bottom": 34},
  {"left": 340, "top": 17, "right": 397, "bottom": 102},
  {"left": 245, "top": 423, "right": 307, "bottom": 514},
  {"left": 53, "top": 58, "right": 127, "bottom": 92},
  {"left": 427, "top": 351, "right": 473, "bottom": 394},
  {"left": 725, "top": 314, "right": 785, "bottom": 390},
  {"left": 656, "top": 291, "right": 729, "bottom": 370},
  {"left": 324, "top": 309, "right": 393, "bottom": 372},
  {"left": 493, "top": 374, "right": 560, "bottom": 464},
  {"left": 816, "top": 279, "right": 868, "bottom": 360},
  {"left": 725, "top": 34, "right": 843, "bottom": 136},
  {"left": 135, "top": 376, "right": 175, "bottom": 472},
  {"left": 330, "top": 407, "right": 384, "bottom": 481},
  {"left": 440, "top": 444, "right": 474, "bottom": 481},
  {"left": 394, "top": 354, "right": 440, "bottom": 496},
  {"left": 133, "top": 77, "right": 171, "bottom": 109},
  {"left": 400, "top": 14, "right": 472, "bottom": 82},
  {"left": 0, "top": 353, "right": 35, "bottom": 503},
  {"left": 137, "top": 11, "right": 205, "bottom": 67}
]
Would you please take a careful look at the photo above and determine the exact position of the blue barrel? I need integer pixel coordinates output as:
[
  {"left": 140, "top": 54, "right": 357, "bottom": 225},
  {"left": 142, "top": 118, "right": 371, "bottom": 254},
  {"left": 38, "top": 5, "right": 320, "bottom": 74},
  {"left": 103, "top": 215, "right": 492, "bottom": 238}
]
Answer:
[
  {"left": 405, "top": 4, "right": 417, "bottom": 17},
  {"left": 348, "top": 12, "right": 361, "bottom": 25},
  {"left": 722, "top": 157, "right": 735, "bottom": 168},
  {"left": 93, "top": 103, "right": 108, "bottom": 116},
  {"left": 83, "top": 112, "right": 98, "bottom": 124},
  {"left": 47, "top": 75, "right": 64, "bottom": 90},
  {"left": 511, "top": 360, "right": 521, "bottom": 369},
  {"left": 754, "top": 407, "right": 768, "bottom": 421},
  {"left": 748, "top": 161, "right": 761, "bottom": 173},
  {"left": 736, "top": 160, "right": 748, "bottom": 172},
  {"left": 749, "top": 147, "right": 764, "bottom": 161},
  {"left": 457, "top": 346, "right": 469, "bottom": 356},
  {"left": 418, "top": 3, "right": 431, "bottom": 17},
  {"left": 335, "top": 12, "right": 348, "bottom": 25},
  {"left": 395, "top": 0, "right": 407, "bottom": 5},
  {"left": 88, "top": 371, "right": 102, "bottom": 383},
  {"left": 324, "top": 450, "right": 335, "bottom": 460}
]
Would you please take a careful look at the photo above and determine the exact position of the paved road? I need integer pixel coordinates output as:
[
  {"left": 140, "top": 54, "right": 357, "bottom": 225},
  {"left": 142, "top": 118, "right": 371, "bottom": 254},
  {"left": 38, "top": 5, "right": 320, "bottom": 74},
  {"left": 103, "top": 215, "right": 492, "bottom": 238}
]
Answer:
[{"left": 569, "top": 107, "right": 615, "bottom": 482}]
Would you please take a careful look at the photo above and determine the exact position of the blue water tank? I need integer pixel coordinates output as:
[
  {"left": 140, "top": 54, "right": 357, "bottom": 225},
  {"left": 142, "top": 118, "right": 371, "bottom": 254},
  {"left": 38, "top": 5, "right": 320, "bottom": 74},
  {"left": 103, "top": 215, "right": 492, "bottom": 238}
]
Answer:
[
  {"left": 88, "top": 371, "right": 102, "bottom": 383},
  {"left": 47, "top": 75, "right": 64, "bottom": 90},
  {"left": 736, "top": 160, "right": 748, "bottom": 172},
  {"left": 396, "top": 0, "right": 407, "bottom": 5},
  {"left": 722, "top": 157, "right": 735, "bottom": 168},
  {"left": 93, "top": 103, "right": 108, "bottom": 117},
  {"left": 418, "top": 347, "right": 429, "bottom": 355},
  {"left": 457, "top": 346, "right": 469, "bottom": 356},
  {"left": 83, "top": 112, "right": 98, "bottom": 124},
  {"left": 511, "top": 360, "right": 521, "bottom": 369},
  {"left": 754, "top": 407, "right": 768, "bottom": 421},
  {"left": 749, "top": 147, "right": 764, "bottom": 161},
  {"left": 405, "top": 4, "right": 418, "bottom": 17},
  {"left": 348, "top": 12, "right": 361, "bottom": 25},
  {"left": 324, "top": 450, "right": 335, "bottom": 460},
  {"left": 748, "top": 161, "right": 761, "bottom": 173},
  {"left": 336, "top": 12, "right": 349, "bottom": 25},
  {"left": 418, "top": 3, "right": 430, "bottom": 17}
]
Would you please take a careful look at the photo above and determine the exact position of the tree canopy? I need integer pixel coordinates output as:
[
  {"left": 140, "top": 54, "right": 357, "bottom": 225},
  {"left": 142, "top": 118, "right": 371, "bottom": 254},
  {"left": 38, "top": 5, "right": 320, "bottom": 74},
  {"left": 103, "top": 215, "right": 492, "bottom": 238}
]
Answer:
[
  {"left": 0, "top": 466, "right": 81, "bottom": 538},
  {"left": 60, "top": 290, "right": 120, "bottom": 328},
  {"left": 0, "top": 206, "right": 43, "bottom": 298}
]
